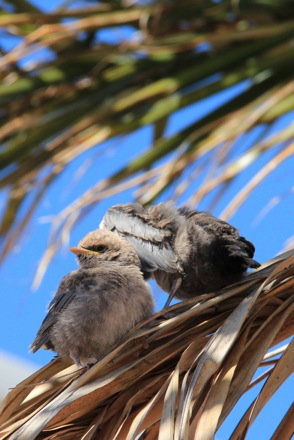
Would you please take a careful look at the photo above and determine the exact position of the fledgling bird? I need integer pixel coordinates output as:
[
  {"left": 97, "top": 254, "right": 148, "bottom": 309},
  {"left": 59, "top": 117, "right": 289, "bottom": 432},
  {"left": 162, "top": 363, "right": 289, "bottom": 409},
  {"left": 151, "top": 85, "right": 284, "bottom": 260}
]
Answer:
[
  {"left": 100, "top": 202, "right": 260, "bottom": 307},
  {"left": 30, "top": 230, "right": 154, "bottom": 369}
]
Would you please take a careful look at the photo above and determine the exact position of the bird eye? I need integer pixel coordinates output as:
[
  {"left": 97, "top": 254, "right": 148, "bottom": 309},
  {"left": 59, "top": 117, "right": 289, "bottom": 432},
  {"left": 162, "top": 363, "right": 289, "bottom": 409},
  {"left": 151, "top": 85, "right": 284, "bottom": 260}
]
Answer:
[{"left": 92, "top": 245, "right": 107, "bottom": 253}]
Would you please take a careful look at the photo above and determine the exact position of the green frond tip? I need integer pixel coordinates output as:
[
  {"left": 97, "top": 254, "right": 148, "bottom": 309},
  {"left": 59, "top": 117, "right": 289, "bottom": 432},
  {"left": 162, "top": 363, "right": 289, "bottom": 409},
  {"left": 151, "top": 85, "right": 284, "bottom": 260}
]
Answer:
[{"left": 0, "top": 0, "right": 294, "bottom": 270}]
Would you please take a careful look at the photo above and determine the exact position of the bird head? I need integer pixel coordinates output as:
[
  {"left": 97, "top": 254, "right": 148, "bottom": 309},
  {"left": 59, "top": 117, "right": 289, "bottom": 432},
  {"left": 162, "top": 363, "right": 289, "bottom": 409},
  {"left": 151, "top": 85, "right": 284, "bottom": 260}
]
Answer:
[{"left": 69, "top": 229, "right": 140, "bottom": 268}]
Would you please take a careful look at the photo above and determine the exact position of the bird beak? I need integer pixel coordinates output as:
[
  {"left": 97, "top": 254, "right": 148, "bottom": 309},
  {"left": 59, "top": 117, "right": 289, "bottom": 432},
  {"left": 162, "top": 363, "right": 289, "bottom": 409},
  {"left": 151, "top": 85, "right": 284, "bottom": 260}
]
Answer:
[{"left": 69, "top": 247, "right": 91, "bottom": 256}]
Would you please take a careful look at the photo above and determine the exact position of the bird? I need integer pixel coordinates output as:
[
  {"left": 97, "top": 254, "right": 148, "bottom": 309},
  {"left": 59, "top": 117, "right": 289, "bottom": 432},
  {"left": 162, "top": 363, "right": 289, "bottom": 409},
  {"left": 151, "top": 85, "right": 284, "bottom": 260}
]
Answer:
[
  {"left": 30, "top": 230, "right": 154, "bottom": 369},
  {"left": 100, "top": 201, "right": 260, "bottom": 307}
]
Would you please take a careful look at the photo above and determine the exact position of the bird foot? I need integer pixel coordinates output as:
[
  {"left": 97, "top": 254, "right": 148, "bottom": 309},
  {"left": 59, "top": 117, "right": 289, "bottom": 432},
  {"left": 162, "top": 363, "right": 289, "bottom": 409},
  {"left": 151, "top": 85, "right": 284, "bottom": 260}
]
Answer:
[
  {"left": 162, "top": 310, "right": 176, "bottom": 319},
  {"left": 70, "top": 351, "right": 97, "bottom": 370},
  {"left": 82, "top": 357, "right": 98, "bottom": 369}
]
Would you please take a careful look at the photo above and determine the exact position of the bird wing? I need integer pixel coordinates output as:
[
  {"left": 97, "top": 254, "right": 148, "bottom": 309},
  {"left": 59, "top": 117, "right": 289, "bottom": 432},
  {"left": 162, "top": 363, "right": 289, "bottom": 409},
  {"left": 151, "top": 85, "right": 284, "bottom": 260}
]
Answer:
[
  {"left": 100, "top": 203, "right": 180, "bottom": 273},
  {"left": 179, "top": 208, "right": 260, "bottom": 269},
  {"left": 30, "top": 271, "right": 79, "bottom": 352}
]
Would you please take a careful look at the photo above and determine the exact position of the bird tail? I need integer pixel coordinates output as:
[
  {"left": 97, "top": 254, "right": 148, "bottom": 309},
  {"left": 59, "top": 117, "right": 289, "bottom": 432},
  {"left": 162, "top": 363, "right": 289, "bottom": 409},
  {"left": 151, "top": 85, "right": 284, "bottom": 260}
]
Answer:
[{"left": 248, "top": 258, "right": 261, "bottom": 269}]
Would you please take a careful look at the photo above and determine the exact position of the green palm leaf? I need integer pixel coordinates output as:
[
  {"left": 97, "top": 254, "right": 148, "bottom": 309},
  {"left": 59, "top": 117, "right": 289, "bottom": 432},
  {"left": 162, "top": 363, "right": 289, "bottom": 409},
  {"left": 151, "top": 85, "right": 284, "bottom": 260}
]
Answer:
[{"left": 0, "top": 0, "right": 293, "bottom": 270}]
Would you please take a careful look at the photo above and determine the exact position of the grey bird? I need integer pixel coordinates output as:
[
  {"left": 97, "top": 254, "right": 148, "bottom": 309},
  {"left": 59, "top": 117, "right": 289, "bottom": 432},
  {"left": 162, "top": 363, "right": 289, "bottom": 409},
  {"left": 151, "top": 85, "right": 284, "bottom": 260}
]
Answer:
[
  {"left": 100, "top": 202, "right": 260, "bottom": 307},
  {"left": 30, "top": 230, "right": 154, "bottom": 369}
]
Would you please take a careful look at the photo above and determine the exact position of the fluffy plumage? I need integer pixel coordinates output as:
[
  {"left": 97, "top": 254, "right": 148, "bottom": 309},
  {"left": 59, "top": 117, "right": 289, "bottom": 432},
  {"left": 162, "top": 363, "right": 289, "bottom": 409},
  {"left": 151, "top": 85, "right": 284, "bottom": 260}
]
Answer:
[
  {"left": 30, "top": 230, "right": 154, "bottom": 368},
  {"left": 100, "top": 202, "right": 260, "bottom": 307}
]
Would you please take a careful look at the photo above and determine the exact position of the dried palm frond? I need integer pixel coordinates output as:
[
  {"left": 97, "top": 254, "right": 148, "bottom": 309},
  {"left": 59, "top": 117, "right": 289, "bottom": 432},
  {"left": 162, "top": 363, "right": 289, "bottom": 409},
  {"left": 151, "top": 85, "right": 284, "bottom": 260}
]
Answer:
[{"left": 1, "top": 250, "right": 293, "bottom": 440}]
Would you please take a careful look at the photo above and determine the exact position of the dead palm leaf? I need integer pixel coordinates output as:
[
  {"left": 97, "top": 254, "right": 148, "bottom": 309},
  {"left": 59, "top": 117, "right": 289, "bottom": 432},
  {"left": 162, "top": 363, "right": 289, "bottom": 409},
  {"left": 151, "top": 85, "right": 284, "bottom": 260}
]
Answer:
[{"left": 1, "top": 249, "right": 293, "bottom": 439}]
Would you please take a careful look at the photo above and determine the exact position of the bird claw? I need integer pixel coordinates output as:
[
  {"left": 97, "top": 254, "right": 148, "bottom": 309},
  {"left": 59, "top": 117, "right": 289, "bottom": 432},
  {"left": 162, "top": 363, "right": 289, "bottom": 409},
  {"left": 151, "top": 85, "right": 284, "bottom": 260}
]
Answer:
[
  {"left": 83, "top": 357, "right": 98, "bottom": 368},
  {"left": 162, "top": 310, "right": 176, "bottom": 319},
  {"left": 70, "top": 351, "right": 97, "bottom": 370}
]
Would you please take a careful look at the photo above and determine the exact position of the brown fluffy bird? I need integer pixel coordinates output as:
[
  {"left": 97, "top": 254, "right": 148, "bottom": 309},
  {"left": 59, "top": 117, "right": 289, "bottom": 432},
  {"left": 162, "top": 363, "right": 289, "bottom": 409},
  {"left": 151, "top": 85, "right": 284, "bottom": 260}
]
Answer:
[
  {"left": 30, "top": 230, "right": 154, "bottom": 368},
  {"left": 100, "top": 202, "right": 260, "bottom": 307}
]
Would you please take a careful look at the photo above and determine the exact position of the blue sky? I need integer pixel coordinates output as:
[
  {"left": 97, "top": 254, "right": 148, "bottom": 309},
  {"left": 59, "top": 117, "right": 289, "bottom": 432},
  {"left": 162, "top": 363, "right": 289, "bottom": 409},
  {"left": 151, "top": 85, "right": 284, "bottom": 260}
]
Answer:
[{"left": 1, "top": 1, "right": 293, "bottom": 438}]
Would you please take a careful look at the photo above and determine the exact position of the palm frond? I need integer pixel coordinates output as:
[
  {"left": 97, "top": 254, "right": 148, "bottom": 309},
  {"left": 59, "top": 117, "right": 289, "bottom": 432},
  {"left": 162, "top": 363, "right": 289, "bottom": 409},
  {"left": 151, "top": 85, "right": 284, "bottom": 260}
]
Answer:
[
  {"left": 0, "top": 0, "right": 294, "bottom": 269},
  {"left": 1, "top": 249, "right": 293, "bottom": 439}
]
